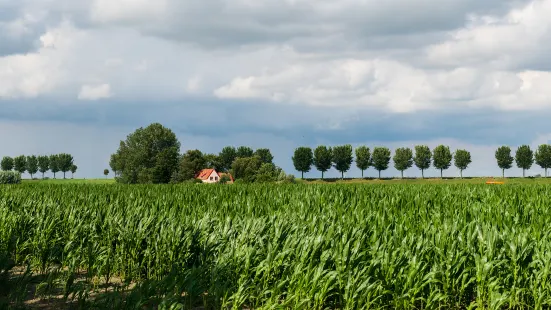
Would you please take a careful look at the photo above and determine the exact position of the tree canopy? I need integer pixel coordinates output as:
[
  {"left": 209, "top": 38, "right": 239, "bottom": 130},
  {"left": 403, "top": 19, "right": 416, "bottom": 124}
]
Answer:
[
  {"left": 372, "top": 147, "right": 391, "bottom": 178},
  {"left": 332, "top": 145, "right": 353, "bottom": 179},
  {"left": 515, "top": 145, "right": 534, "bottom": 177},
  {"left": 414, "top": 145, "right": 431, "bottom": 178},
  {"left": 453, "top": 149, "right": 472, "bottom": 178},
  {"left": 26, "top": 155, "right": 39, "bottom": 178},
  {"left": 236, "top": 146, "right": 254, "bottom": 158},
  {"left": 433, "top": 145, "right": 452, "bottom": 178},
  {"left": 355, "top": 146, "right": 371, "bottom": 178},
  {"left": 393, "top": 147, "right": 413, "bottom": 178},
  {"left": 1, "top": 157, "right": 14, "bottom": 171},
  {"left": 111, "top": 123, "right": 181, "bottom": 184},
  {"left": 292, "top": 147, "right": 313, "bottom": 178},
  {"left": 171, "top": 150, "right": 206, "bottom": 183},
  {"left": 38, "top": 155, "right": 50, "bottom": 179},
  {"left": 535, "top": 144, "right": 551, "bottom": 177},
  {"left": 13, "top": 156, "right": 27, "bottom": 174},
  {"left": 313, "top": 145, "right": 332, "bottom": 179},
  {"left": 218, "top": 146, "right": 237, "bottom": 172},
  {"left": 495, "top": 146, "right": 514, "bottom": 178},
  {"left": 254, "top": 148, "right": 274, "bottom": 164}
]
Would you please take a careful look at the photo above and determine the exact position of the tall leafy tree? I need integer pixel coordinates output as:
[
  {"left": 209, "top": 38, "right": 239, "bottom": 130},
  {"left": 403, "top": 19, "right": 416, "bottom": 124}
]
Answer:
[
  {"left": 254, "top": 148, "right": 274, "bottom": 164},
  {"left": 454, "top": 149, "right": 472, "bottom": 178},
  {"left": 355, "top": 146, "right": 371, "bottom": 178},
  {"left": 515, "top": 145, "right": 534, "bottom": 178},
  {"left": 313, "top": 145, "right": 332, "bottom": 179},
  {"left": 236, "top": 146, "right": 254, "bottom": 158},
  {"left": 393, "top": 147, "right": 413, "bottom": 179},
  {"left": 104, "top": 169, "right": 109, "bottom": 178},
  {"left": 292, "top": 147, "right": 313, "bottom": 179},
  {"left": 171, "top": 150, "right": 206, "bottom": 183},
  {"left": 70, "top": 164, "right": 78, "bottom": 179},
  {"left": 433, "top": 145, "right": 452, "bottom": 178},
  {"left": 204, "top": 153, "right": 223, "bottom": 171},
  {"left": 13, "top": 155, "right": 27, "bottom": 174},
  {"left": 372, "top": 147, "right": 391, "bottom": 179},
  {"left": 1, "top": 156, "right": 14, "bottom": 171},
  {"left": 110, "top": 123, "right": 181, "bottom": 184},
  {"left": 38, "top": 155, "right": 50, "bottom": 179},
  {"left": 49, "top": 154, "right": 60, "bottom": 178},
  {"left": 58, "top": 153, "right": 74, "bottom": 179},
  {"left": 218, "top": 146, "right": 237, "bottom": 172},
  {"left": 535, "top": 144, "right": 551, "bottom": 177},
  {"left": 26, "top": 155, "right": 39, "bottom": 179},
  {"left": 495, "top": 146, "right": 514, "bottom": 178},
  {"left": 231, "top": 156, "right": 263, "bottom": 182},
  {"left": 109, "top": 153, "right": 122, "bottom": 177},
  {"left": 414, "top": 145, "right": 431, "bottom": 178},
  {"left": 332, "top": 144, "right": 354, "bottom": 179}
]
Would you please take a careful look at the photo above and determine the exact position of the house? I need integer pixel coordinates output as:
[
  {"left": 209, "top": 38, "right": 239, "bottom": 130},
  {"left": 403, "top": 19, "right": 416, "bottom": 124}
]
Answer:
[{"left": 195, "top": 169, "right": 234, "bottom": 183}]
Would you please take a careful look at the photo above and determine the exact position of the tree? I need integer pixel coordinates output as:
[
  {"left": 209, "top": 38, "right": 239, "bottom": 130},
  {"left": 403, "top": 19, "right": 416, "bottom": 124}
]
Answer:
[
  {"left": 255, "top": 163, "right": 283, "bottom": 183},
  {"left": 218, "top": 146, "right": 237, "bottom": 172},
  {"left": 313, "top": 145, "right": 332, "bottom": 179},
  {"left": 26, "top": 155, "right": 39, "bottom": 179},
  {"left": 414, "top": 145, "right": 432, "bottom": 178},
  {"left": 231, "top": 156, "right": 262, "bottom": 182},
  {"left": 372, "top": 147, "right": 391, "bottom": 179},
  {"left": 393, "top": 147, "right": 413, "bottom": 179},
  {"left": 110, "top": 123, "right": 181, "bottom": 184},
  {"left": 70, "top": 164, "right": 78, "bottom": 179},
  {"left": 104, "top": 169, "right": 109, "bottom": 178},
  {"left": 171, "top": 150, "right": 206, "bottom": 183},
  {"left": 49, "top": 154, "right": 60, "bottom": 179},
  {"left": 58, "top": 153, "right": 74, "bottom": 179},
  {"left": 355, "top": 146, "right": 371, "bottom": 178},
  {"left": 292, "top": 147, "right": 313, "bottom": 179},
  {"left": 204, "top": 153, "right": 223, "bottom": 171},
  {"left": 38, "top": 155, "right": 50, "bottom": 179},
  {"left": 515, "top": 145, "right": 534, "bottom": 177},
  {"left": 433, "top": 145, "right": 452, "bottom": 178},
  {"left": 13, "top": 155, "right": 27, "bottom": 175},
  {"left": 1, "top": 156, "right": 14, "bottom": 171},
  {"left": 236, "top": 146, "right": 254, "bottom": 158},
  {"left": 109, "top": 153, "right": 122, "bottom": 177},
  {"left": 254, "top": 148, "right": 274, "bottom": 164},
  {"left": 454, "top": 149, "right": 472, "bottom": 178},
  {"left": 332, "top": 145, "right": 354, "bottom": 179},
  {"left": 495, "top": 146, "right": 514, "bottom": 178},
  {"left": 535, "top": 144, "right": 551, "bottom": 177}
]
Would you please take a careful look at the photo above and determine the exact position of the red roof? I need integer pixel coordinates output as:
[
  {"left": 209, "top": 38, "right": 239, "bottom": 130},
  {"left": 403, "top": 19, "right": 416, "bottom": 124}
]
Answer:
[{"left": 196, "top": 169, "right": 219, "bottom": 180}]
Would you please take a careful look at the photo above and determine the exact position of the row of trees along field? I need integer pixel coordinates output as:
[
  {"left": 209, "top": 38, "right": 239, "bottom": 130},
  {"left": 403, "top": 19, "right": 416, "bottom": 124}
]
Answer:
[
  {"left": 293, "top": 145, "right": 468, "bottom": 179},
  {"left": 294, "top": 144, "right": 551, "bottom": 179},
  {"left": 0, "top": 154, "right": 77, "bottom": 179},
  {"left": 108, "top": 123, "right": 291, "bottom": 184}
]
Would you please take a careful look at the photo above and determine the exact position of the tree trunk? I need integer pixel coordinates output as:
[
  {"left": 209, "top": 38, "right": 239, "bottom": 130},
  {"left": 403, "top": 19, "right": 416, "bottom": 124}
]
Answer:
[
  {"left": 546, "top": 168, "right": 548, "bottom": 178},
  {"left": 523, "top": 169, "right": 525, "bottom": 178},
  {"left": 378, "top": 170, "right": 381, "bottom": 179},
  {"left": 63, "top": 171, "right": 66, "bottom": 179},
  {"left": 460, "top": 169, "right": 463, "bottom": 179},
  {"left": 321, "top": 171, "right": 324, "bottom": 179},
  {"left": 341, "top": 171, "right": 344, "bottom": 180},
  {"left": 401, "top": 170, "right": 403, "bottom": 179},
  {"left": 53, "top": 172, "right": 56, "bottom": 179},
  {"left": 42, "top": 172, "right": 45, "bottom": 179},
  {"left": 361, "top": 170, "right": 364, "bottom": 178},
  {"left": 421, "top": 169, "right": 424, "bottom": 179},
  {"left": 440, "top": 169, "right": 443, "bottom": 178},
  {"left": 301, "top": 171, "right": 304, "bottom": 179},
  {"left": 72, "top": 172, "right": 74, "bottom": 179},
  {"left": 502, "top": 169, "right": 504, "bottom": 178}
]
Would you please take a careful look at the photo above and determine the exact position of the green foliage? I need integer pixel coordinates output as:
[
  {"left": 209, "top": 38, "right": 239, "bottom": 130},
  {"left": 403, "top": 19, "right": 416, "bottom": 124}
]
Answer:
[
  {"left": 111, "top": 123, "right": 181, "bottom": 184},
  {"left": 372, "top": 147, "right": 391, "bottom": 178},
  {"left": 414, "top": 145, "right": 432, "bottom": 178},
  {"left": 171, "top": 150, "right": 206, "bottom": 183},
  {"left": 57, "top": 153, "right": 74, "bottom": 179},
  {"left": 109, "top": 153, "right": 122, "bottom": 177},
  {"left": 218, "top": 146, "right": 237, "bottom": 172},
  {"left": 393, "top": 147, "right": 413, "bottom": 178},
  {"left": 219, "top": 175, "right": 231, "bottom": 184},
  {"left": 433, "top": 145, "right": 452, "bottom": 178},
  {"left": 535, "top": 144, "right": 551, "bottom": 177},
  {"left": 254, "top": 163, "right": 282, "bottom": 183},
  {"left": 49, "top": 154, "right": 60, "bottom": 178},
  {"left": 204, "top": 153, "right": 223, "bottom": 171},
  {"left": 313, "top": 146, "right": 332, "bottom": 179},
  {"left": 516, "top": 145, "right": 534, "bottom": 177},
  {"left": 0, "top": 171, "right": 21, "bottom": 184},
  {"left": 495, "top": 146, "right": 514, "bottom": 178},
  {"left": 355, "top": 146, "right": 371, "bottom": 177},
  {"left": 254, "top": 148, "right": 274, "bottom": 164},
  {"left": 236, "top": 146, "right": 254, "bottom": 158},
  {"left": 103, "top": 169, "right": 109, "bottom": 176},
  {"left": 26, "top": 155, "right": 39, "bottom": 178},
  {"left": 1, "top": 157, "right": 14, "bottom": 171},
  {"left": 37, "top": 155, "right": 50, "bottom": 178},
  {"left": 231, "top": 156, "right": 262, "bottom": 183},
  {"left": 292, "top": 147, "right": 313, "bottom": 178},
  {"left": 4, "top": 183, "right": 551, "bottom": 308},
  {"left": 332, "top": 144, "right": 353, "bottom": 179},
  {"left": 70, "top": 164, "right": 78, "bottom": 179},
  {"left": 13, "top": 155, "right": 26, "bottom": 174},
  {"left": 454, "top": 149, "right": 472, "bottom": 178}
]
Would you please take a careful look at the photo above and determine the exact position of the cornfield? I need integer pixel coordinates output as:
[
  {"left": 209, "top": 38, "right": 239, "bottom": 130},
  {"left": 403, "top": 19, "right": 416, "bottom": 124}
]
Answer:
[{"left": 2, "top": 183, "right": 551, "bottom": 309}]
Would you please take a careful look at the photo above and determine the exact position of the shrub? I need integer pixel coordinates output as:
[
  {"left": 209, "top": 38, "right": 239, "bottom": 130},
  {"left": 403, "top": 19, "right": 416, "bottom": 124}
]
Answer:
[
  {"left": 219, "top": 175, "right": 231, "bottom": 184},
  {"left": 0, "top": 171, "right": 21, "bottom": 184}
]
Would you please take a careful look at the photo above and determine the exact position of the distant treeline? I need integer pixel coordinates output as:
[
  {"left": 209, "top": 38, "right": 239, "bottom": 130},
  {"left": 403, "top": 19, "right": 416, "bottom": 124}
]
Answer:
[
  {"left": 293, "top": 144, "right": 551, "bottom": 179},
  {"left": 0, "top": 154, "right": 77, "bottom": 179}
]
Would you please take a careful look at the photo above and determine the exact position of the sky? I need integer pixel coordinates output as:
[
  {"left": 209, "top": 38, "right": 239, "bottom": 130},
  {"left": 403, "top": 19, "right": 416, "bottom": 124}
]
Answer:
[{"left": 1, "top": 0, "right": 551, "bottom": 178}]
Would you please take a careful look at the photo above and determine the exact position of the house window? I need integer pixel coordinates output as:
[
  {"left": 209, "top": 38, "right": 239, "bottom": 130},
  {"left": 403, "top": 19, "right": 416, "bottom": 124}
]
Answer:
[
  {"left": 215, "top": 177, "right": 218, "bottom": 181},
  {"left": 210, "top": 177, "right": 213, "bottom": 181}
]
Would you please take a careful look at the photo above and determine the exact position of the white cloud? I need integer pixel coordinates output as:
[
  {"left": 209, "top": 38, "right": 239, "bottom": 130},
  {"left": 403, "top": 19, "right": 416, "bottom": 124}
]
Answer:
[{"left": 78, "top": 84, "right": 112, "bottom": 100}]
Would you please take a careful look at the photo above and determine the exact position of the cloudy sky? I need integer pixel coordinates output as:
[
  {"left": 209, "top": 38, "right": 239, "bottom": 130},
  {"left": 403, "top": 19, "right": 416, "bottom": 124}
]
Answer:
[{"left": 2, "top": 0, "right": 551, "bottom": 178}]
